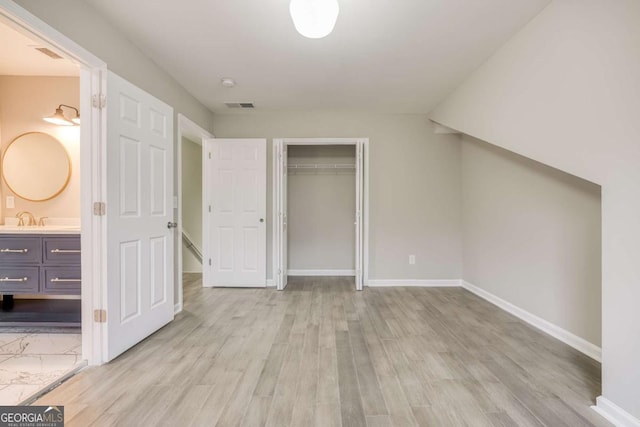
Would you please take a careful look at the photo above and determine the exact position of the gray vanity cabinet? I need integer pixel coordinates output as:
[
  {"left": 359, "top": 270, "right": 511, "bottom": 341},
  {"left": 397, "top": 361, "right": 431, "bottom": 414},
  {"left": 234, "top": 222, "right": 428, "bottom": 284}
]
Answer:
[{"left": 0, "top": 234, "right": 81, "bottom": 295}]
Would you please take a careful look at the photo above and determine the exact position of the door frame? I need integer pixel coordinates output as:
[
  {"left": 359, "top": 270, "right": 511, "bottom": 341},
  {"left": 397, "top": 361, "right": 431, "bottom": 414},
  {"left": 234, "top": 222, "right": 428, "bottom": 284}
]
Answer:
[
  {"left": 0, "top": 1, "right": 107, "bottom": 365},
  {"left": 272, "top": 138, "right": 370, "bottom": 291},
  {"left": 176, "top": 114, "right": 212, "bottom": 313}
]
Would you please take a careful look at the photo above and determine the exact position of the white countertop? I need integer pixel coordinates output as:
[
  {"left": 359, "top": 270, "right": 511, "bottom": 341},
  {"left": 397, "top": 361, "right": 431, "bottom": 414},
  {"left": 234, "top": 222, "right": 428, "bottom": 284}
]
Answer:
[{"left": 0, "top": 225, "right": 80, "bottom": 235}]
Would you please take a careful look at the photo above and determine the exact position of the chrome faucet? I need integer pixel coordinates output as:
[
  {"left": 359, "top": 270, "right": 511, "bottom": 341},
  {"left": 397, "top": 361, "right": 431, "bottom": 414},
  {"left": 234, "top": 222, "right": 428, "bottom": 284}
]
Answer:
[{"left": 16, "top": 211, "right": 36, "bottom": 226}]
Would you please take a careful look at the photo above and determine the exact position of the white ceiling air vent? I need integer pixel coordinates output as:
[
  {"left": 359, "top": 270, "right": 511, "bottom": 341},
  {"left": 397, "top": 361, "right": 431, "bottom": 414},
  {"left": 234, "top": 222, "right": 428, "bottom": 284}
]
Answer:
[
  {"left": 34, "top": 47, "right": 64, "bottom": 59},
  {"left": 224, "top": 102, "right": 255, "bottom": 109}
]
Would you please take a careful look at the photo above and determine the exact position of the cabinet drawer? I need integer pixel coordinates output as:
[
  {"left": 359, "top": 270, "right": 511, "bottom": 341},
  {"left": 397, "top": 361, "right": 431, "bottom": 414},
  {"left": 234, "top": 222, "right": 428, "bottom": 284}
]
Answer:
[
  {"left": 42, "top": 267, "right": 81, "bottom": 295},
  {"left": 43, "top": 237, "right": 81, "bottom": 265},
  {"left": 0, "top": 237, "right": 41, "bottom": 264},
  {"left": 0, "top": 267, "right": 39, "bottom": 293}
]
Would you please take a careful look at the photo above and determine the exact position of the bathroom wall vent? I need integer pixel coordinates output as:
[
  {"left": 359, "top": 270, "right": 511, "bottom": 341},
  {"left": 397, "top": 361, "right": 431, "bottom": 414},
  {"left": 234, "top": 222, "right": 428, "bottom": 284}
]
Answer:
[
  {"left": 35, "top": 47, "right": 64, "bottom": 59},
  {"left": 224, "top": 102, "right": 255, "bottom": 109}
]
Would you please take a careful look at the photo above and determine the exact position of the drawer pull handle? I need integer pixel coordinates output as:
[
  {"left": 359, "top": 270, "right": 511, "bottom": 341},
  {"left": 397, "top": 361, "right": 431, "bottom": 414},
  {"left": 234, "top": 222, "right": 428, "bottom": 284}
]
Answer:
[
  {"left": 0, "top": 248, "right": 28, "bottom": 253},
  {"left": 50, "top": 249, "right": 81, "bottom": 254},
  {"left": 50, "top": 278, "right": 81, "bottom": 283},
  {"left": 0, "top": 277, "right": 28, "bottom": 282}
]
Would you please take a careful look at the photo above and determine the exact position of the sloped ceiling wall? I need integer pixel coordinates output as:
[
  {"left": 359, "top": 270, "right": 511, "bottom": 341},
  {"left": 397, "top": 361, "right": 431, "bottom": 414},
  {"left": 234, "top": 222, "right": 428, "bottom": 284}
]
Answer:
[{"left": 430, "top": 0, "right": 640, "bottom": 420}]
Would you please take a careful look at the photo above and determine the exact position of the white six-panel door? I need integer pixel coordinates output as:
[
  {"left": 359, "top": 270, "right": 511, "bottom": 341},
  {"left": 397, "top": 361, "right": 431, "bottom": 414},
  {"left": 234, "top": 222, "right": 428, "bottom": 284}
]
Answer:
[
  {"left": 106, "top": 72, "right": 174, "bottom": 361},
  {"left": 204, "top": 138, "right": 266, "bottom": 287}
]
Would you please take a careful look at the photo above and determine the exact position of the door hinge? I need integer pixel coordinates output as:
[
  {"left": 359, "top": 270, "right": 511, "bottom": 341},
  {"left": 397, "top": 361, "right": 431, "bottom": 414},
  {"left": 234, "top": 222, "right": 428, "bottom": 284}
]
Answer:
[
  {"left": 208, "top": 205, "right": 212, "bottom": 213},
  {"left": 94, "top": 309, "right": 107, "bottom": 323},
  {"left": 209, "top": 258, "right": 212, "bottom": 266},
  {"left": 208, "top": 152, "right": 212, "bottom": 159},
  {"left": 92, "top": 94, "right": 106, "bottom": 109},
  {"left": 278, "top": 269, "right": 282, "bottom": 275},
  {"left": 93, "top": 202, "right": 106, "bottom": 216}
]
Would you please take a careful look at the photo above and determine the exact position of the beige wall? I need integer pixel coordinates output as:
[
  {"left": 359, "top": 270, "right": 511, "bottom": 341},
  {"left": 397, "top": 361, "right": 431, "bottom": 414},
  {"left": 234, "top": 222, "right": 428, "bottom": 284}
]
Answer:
[
  {"left": 287, "top": 145, "right": 355, "bottom": 272},
  {"left": 461, "top": 136, "right": 602, "bottom": 346},
  {"left": 181, "top": 137, "right": 202, "bottom": 273},
  {"left": 0, "top": 76, "right": 80, "bottom": 220},
  {"left": 430, "top": 0, "right": 640, "bottom": 417},
  {"left": 212, "top": 112, "right": 463, "bottom": 281}
]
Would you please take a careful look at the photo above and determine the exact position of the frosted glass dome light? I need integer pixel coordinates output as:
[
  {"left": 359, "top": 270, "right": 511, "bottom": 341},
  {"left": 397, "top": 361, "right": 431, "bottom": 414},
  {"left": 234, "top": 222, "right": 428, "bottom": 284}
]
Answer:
[{"left": 289, "top": 0, "right": 339, "bottom": 39}]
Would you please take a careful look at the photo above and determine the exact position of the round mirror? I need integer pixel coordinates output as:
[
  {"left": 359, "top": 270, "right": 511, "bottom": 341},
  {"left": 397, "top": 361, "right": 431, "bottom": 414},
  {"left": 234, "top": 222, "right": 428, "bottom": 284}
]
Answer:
[{"left": 2, "top": 132, "right": 71, "bottom": 202}]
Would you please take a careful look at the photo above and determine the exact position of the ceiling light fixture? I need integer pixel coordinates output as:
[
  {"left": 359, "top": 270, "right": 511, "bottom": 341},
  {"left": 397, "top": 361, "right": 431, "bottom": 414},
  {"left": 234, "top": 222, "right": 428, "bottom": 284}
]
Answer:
[
  {"left": 221, "top": 78, "right": 236, "bottom": 88},
  {"left": 289, "top": 0, "right": 339, "bottom": 39},
  {"left": 43, "top": 104, "right": 80, "bottom": 126}
]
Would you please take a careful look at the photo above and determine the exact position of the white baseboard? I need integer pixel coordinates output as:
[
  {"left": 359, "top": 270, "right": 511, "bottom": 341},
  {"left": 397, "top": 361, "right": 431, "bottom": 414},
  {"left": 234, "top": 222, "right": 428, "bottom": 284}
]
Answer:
[
  {"left": 174, "top": 302, "right": 182, "bottom": 314},
  {"left": 366, "top": 279, "right": 461, "bottom": 287},
  {"left": 266, "top": 279, "right": 275, "bottom": 287},
  {"left": 592, "top": 396, "right": 640, "bottom": 427},
  {"left": 461, "top": 280, "right": 602, "bottom": 362},
  {"left": 288, "top": 269, "right": 355, "bottom": 276}
]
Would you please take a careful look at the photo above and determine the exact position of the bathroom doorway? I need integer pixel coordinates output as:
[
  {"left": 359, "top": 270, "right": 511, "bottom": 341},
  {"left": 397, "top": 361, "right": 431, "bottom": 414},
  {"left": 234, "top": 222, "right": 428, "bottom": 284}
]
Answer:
[{"left": 0, "top": 15, "right": 93, "bottom": 405}]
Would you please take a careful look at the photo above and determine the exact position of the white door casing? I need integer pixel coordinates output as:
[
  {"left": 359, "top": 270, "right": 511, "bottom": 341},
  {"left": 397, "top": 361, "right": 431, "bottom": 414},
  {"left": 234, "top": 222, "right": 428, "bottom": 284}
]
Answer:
[
  {"left": 106, "top": 72, "right": 174, "bottom": 361},
  {"left": 204, "top": 138, "right": 267, "bottom": 287}
]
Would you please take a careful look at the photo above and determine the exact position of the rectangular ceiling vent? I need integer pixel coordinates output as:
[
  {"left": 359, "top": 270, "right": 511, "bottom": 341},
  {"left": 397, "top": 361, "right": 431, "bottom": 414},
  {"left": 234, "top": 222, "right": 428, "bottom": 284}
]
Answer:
[
  {"left": 225, "top": 102, "right": 255, "bottom": 109},
  {"left": 34, "top": 47, "right": 64, "bottom": 59}
]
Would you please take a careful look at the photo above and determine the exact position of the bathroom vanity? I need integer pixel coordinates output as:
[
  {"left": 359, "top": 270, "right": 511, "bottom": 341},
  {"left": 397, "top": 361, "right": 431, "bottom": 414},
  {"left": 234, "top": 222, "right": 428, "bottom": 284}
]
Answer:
[{"left": 0, "top": 226, "right": 80, "bottom": 325}]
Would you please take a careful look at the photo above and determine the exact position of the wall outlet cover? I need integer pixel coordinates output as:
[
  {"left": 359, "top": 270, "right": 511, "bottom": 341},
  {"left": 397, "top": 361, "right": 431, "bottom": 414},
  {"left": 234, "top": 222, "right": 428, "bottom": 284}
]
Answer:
[
  {"left": 409, "top": 255, "right": 416, "bottom": 265},
  {"left": 6, "top": 196, "right": 15, "bottom": 209}
]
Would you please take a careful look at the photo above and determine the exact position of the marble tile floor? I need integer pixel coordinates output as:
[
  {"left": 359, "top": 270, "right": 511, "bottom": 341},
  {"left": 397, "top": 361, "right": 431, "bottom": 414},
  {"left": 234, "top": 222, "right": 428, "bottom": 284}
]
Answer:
[{"left": 0, "top": 332, "right": 82, "bottom": 405}]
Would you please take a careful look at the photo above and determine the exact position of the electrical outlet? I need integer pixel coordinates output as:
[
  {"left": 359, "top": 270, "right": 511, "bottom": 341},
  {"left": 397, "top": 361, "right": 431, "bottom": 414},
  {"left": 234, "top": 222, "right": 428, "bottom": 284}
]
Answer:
[
  {"left": 409, "top": 255, "right": 416, "bottom": 265},
  {"left": 6, "top": 196, "right": 14, "bottom": 209}
]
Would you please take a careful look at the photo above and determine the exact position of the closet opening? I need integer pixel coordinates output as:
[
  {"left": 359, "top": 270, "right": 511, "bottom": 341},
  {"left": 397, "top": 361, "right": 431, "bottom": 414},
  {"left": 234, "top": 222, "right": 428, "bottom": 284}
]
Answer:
[{"left": 273, "top": 138, "right": 368, "bottom": 292}]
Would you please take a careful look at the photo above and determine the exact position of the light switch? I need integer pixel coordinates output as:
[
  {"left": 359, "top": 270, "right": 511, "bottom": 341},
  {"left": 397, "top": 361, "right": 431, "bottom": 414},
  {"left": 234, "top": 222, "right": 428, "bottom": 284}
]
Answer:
[{"left": 6, "top": 196, "right": 14, "bottom": 209}]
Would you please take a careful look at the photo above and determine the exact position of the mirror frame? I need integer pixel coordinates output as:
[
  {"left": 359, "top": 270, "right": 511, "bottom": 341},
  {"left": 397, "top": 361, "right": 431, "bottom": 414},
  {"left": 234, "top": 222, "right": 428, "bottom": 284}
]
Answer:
[{"left": 1, "top": 132, "right": 72, "bottom": 202}]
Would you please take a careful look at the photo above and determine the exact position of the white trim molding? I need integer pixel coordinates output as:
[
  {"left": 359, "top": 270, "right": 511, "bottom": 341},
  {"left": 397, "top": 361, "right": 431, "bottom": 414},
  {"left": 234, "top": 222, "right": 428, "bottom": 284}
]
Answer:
[
  {"left": 174, "top": 303, "right": 183, "bottom": 315},
  {"left": 462, "top": 281, "right": 602, "bottom": 362},
  {"left": 592, "top": 396, "right": 640, "bottom": 427},
  {"left": 266, "top": 279, "right": 275, "bottom": 287},
  {"left": 367, "top": 279, "right": 461, "bottom": 287},
  {"left": 288, "top": 269, "right": 356, "bottom": 276}
]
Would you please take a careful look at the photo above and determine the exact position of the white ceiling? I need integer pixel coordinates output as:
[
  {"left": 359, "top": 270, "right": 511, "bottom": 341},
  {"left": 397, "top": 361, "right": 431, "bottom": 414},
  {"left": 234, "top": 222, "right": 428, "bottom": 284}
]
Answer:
[
  {"left": 0, "top": 23, "right": 79, "bottom": 76},
  {"left": 83, "top": 0, "right": 549, "bottom": 113}
]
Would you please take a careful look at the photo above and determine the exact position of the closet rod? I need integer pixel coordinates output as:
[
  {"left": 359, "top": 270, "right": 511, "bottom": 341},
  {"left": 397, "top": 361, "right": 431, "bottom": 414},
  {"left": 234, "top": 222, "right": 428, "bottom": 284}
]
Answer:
[{"left": 287, "top": 163, "right": 355, "bottom": 169}]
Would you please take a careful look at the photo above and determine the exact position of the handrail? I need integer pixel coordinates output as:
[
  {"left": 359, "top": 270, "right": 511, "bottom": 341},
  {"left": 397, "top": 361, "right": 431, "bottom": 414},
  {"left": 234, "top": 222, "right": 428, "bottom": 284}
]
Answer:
[{"left": 182, "top": 231, "right": 202, "bottom": 264}]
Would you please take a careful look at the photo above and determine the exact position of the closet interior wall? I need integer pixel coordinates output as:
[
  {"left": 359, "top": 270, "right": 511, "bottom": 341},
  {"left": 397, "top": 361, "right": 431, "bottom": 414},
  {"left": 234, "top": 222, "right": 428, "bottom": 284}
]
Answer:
[{"left": 287, "top": 145, "right": 356, "bottom": 275}]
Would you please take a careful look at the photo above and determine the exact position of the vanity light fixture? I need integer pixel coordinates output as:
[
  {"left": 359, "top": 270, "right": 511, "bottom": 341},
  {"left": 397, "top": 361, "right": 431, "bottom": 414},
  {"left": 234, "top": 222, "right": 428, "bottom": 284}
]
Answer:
[
  {"left": 43, "top": 104, "right": 80, "bottom": 126},
  {"left": 290, "top": 0, "right": 339, "bottom": 39}
]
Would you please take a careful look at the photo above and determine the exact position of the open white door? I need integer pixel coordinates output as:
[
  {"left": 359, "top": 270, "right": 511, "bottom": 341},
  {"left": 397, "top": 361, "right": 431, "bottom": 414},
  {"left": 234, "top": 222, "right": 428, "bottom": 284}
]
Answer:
[
  {"left": 278, "top": 143, "right": 289, "bottom": 290},
  {"left": 273, "top": 140, "right": 289, "bottom": 290},
  {"left": 105, "top": 72, "right": 174, "bottom": 361},
  {"left": 204, "top": 138, "right": 266, "bottom": 287},
  {"left": 355, "top": 141, "right": 365, "bottom": 290}
]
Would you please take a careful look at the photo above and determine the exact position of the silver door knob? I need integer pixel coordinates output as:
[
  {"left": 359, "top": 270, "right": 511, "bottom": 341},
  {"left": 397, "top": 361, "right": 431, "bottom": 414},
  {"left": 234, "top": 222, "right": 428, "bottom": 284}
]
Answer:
[
  {"left": 259, "top": 218, "right": 264, "bottom": 223},
  {"left": 167, "top": 222, "right": 178, "bottom": 229}
]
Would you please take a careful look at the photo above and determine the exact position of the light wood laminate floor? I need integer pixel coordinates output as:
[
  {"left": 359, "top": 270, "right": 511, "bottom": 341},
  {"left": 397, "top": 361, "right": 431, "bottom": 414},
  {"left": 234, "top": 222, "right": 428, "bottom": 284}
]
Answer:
[{"left": 34, "top": 275, "right": 610, "bottom": 426}]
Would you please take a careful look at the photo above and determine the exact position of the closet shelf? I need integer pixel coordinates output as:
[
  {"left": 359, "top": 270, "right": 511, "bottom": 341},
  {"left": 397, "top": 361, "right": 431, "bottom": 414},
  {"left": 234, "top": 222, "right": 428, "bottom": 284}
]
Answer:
[{"left": 288, "top": 163, "right": 355, "bottom": 170}]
